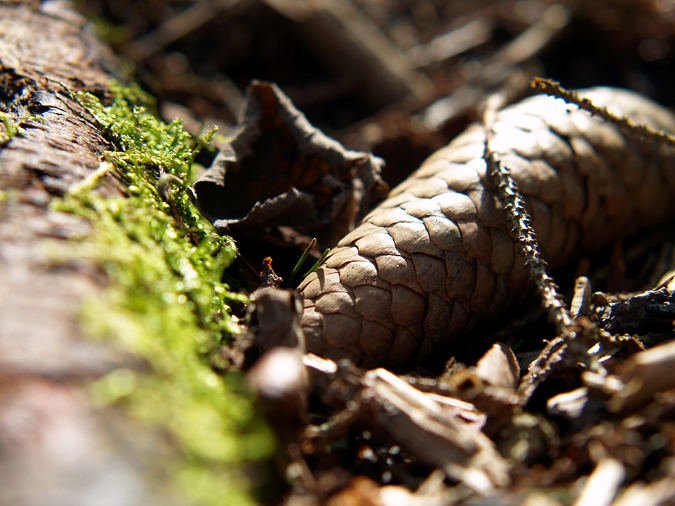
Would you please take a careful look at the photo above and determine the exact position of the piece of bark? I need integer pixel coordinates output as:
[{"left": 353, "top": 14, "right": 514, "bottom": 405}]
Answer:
[
  {"left": 0, "top": 1, "right": 128, "bottom": 373},
  {"left": 299, "top": 87, "right": 675, "bottom": 369},
  {"left": 0, "top": 1, "right": 181, "bottom": 504},
  {"left": 608, "top": 340, "right": 675, "bottom": 412},
  {"left": 304, "top": 363, "right": 509, "bottom": 494},
  {"left": 475, "top": 343, "right": 520, "bottom": 392},
  {"left": 573, "top": 458, "right": 625, "bottom": 506},
  {"left": 596, "top": 285, "right": 674, "bottom": 336}
]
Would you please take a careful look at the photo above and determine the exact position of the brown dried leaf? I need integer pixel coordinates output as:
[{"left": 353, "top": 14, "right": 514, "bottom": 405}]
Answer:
[{"left": 193, "top": 81, "right": 388, "bottom": 246}]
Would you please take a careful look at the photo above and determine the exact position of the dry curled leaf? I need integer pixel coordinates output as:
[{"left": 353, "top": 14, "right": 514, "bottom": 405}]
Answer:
[
  {"left": 193, "top": 80, "right": 388, "bottom": 246},
  {"left": 299, "top": 87, "right": 675, "bottom": 369}
]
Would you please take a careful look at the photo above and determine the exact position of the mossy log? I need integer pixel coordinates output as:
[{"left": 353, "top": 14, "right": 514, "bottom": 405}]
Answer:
[{"left": 0, "top": 2, "right": 204, "bottom": 504}]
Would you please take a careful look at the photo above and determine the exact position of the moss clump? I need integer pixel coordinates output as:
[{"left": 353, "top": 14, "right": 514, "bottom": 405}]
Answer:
[
  {"left": 54, "top": 83, "right": 274, "bottom": 506},
  {"left": 0, "top": 111, "right": 24, "bottom": 144}
]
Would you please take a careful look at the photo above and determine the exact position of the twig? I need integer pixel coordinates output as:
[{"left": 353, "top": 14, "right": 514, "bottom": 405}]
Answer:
[
  {"left": 126, "top": 0, "right": 238, "bottom": 61},
  {"left": 532, "top": 77, "right": 675, "bottom": 146},
  {"left": 573, "top": 458, "right": 625, "bottom": 506},
  {"left": 421, "top": 4, "right": 570, "bottom": 129},
  {"left": 484, "top": 143, "right": 574, "bottom": 338},
  {"left": 483, "top": 101, "right": 614, "bottom": 402},
  {"left": 408, "top": 18, "right": 492, "bottom": 68}
]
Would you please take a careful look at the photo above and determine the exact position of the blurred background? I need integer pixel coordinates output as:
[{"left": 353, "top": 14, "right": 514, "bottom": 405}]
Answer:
[{"left": 78, "top": 0, "right": 675, "bottom": 188}]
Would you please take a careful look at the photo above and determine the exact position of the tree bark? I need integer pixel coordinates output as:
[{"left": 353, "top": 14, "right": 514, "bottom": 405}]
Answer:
[{"left": 0, "top": 2, "right": 177, "bottom": 503}]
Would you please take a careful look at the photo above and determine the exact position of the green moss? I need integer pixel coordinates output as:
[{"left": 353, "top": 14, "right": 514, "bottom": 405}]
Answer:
[
  {"left": 0, "top": 111, "right": 24, "bottom": 144},
  {"left": 53, "top": 83, "right": 274, "bottom": 505}
]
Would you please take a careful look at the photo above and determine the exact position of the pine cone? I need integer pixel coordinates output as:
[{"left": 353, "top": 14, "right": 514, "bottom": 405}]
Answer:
[{"left": 298, "top": 88, "right": 675, "bottom": 369}]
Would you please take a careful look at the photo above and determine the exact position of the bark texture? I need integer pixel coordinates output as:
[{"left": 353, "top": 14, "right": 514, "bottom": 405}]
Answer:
[
  {"left": 299, "top": 88, "right": 675, "bottom": 369},
  {"left": 0, "top": 2, "right": 173, "bottom": 504},
  {"left": 0, "top": 1, "right": 122, "bottom": 371}
]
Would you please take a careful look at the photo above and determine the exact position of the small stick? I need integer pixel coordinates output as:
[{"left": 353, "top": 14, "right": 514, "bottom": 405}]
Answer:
[
  {"left": 484, "top": 127, "right": 574, "bottom": 338},
  {"left": 532, "top": 77, "right": 675, "bottom": 146}
]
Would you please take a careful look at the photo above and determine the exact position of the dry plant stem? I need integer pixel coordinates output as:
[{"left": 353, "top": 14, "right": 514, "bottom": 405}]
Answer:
[
  {"left": 484, "top": 148, "right": 573, "bottom": 338},
  {"left": 516, "top": 336, "right": 567, "bottom": 400},
  {"left": 532, "top": 78, "right": 675, "bottom": 146}
]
